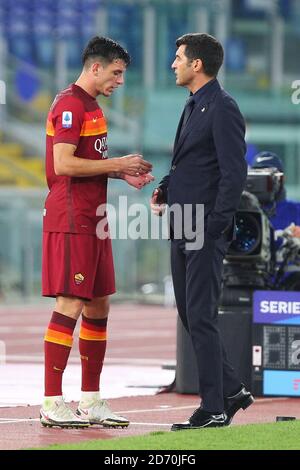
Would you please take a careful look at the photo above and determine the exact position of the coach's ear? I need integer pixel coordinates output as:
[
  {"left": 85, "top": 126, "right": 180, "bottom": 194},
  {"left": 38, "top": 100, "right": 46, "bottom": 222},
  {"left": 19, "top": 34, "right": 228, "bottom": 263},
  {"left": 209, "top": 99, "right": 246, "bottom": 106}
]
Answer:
[{"left": 192, "top": 58, "right": 203, "bottom": 73}]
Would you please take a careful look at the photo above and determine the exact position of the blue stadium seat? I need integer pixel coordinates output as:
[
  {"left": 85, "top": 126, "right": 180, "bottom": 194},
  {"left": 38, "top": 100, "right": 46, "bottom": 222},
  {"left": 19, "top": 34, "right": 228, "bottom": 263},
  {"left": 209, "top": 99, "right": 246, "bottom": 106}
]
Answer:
[
  {"left": 14, "top": 64, "right": 41, "bottom": 102},
  {"left": 6, "top": 0, "right": 32, "bottom": 11},
  {"left": 233, "top": 0, "right": 291, "bottom": 19},
  {"left": 108, "top": 5, "right": 142, "bottom": 68},
  {"left": 32, "top": 0, "right": 57, "bottom": 11},
  {"left": 0, "top": 6, "right": 5, "bottom": 36},
  {"left": 33, "top": 10, "right": 55, "bottom": 68},
  {"left": 6, "top": 12, "right": 34, "bottom": 63},
  {"left": 80, "top": 13, "right": 97, "bottom": 50},
  {"left": 79, "top": 0, "right": 100, "bottom": 12},
  {"left": 56, "top": 16, "right": 82, "bottom": 68},
  {"left": 167, "top": 17, "right": 189, "bottom": 67},
  {"left": 226, "top": 38, "right": 246, "bottom": 73},
  {"left": 57, "top": 0, "right": 81, "bottom": 14}
]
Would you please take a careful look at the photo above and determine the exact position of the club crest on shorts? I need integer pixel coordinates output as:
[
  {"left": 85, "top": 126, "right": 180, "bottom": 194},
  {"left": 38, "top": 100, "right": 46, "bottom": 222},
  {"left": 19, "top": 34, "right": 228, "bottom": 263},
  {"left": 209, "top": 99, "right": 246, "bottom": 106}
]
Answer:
[
  {"left": 62, "top": 111, "right": 72, "bottom": 128},
  {"left": 74, "top": 272, "right": 85, "bottom": 285}
]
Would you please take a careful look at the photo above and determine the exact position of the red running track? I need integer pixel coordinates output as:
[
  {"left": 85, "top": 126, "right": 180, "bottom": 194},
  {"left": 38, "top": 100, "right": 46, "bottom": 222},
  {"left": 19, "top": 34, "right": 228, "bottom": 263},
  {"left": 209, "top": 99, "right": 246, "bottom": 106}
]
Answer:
[{"left": 0, "top": 303, "right": 299, "bottom": 449}]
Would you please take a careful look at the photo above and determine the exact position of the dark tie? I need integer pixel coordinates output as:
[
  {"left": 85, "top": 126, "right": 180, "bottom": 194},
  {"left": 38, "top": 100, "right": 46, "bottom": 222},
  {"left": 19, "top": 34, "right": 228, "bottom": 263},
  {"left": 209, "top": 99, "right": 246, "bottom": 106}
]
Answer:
[{"left": 179, "top": 95, "right": 195, "bottom": 136}]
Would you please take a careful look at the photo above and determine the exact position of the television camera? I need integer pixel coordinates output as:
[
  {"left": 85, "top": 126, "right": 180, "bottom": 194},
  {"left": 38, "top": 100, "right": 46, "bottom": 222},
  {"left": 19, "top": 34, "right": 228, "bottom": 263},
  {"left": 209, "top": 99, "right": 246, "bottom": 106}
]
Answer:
[{"left": 221, "top": 167, "right": 300, "bottom": 307}]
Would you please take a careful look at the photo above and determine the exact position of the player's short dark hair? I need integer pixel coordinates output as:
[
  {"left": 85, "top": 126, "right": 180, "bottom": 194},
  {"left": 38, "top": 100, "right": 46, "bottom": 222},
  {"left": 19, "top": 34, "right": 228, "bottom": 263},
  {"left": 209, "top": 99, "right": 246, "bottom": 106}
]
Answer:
[
  {"left": 176, "top": 33, "right": 223, "bottom": 77},
  {"left": 82, "top": 36, "right": 131, "bottom": 67}
]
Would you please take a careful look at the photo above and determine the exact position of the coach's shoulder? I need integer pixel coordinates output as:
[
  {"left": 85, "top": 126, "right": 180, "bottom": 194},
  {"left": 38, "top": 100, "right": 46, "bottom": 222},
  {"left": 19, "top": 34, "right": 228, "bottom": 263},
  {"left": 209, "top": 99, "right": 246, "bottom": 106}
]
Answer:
[{"left": 215, "top": 89, "right": 243, "bottom": 119}]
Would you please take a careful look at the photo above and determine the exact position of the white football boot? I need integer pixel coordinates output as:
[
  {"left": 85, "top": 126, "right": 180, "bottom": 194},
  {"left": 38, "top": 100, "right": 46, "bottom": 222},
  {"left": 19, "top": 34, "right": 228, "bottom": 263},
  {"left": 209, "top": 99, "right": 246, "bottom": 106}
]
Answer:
[
  {"left": 40, "top": 396, "right": 90, "bottom": 429},
  {"left": 77, "top": 398, "right": 129, "bottom": 428}
]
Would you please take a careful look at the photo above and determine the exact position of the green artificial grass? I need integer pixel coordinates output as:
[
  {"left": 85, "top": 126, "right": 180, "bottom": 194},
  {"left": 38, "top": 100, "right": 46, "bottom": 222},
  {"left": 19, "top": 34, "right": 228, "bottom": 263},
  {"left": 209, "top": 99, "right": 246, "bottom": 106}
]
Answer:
[{"left": 34, "top": 421, "right": 300, "bottom": 450}]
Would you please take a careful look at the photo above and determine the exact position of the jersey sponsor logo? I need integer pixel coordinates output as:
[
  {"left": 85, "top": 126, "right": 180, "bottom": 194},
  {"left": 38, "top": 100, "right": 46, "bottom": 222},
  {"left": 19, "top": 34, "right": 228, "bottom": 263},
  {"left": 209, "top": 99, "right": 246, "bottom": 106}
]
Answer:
[
  {"left": 94, "top": 136, "right": 108, "bottom": 154},
  {"left": 62, "top": 111, "right": 72, "bottom": 128},
  {"left": 74, "top": 272, "right": 85, "bottom": 285}
]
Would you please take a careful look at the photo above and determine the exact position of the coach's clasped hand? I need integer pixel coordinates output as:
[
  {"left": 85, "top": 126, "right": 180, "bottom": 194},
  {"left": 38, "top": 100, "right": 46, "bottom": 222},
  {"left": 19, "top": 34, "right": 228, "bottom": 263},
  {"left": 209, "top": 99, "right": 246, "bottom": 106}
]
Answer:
[{"left": 150, "top": 188, "right": 166, "bottom": 216}]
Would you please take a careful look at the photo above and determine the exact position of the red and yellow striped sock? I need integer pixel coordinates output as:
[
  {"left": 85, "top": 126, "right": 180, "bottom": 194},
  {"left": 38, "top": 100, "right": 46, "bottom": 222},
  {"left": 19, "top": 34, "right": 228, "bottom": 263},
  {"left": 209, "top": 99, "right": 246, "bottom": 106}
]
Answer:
[
  {"left": 44, "top": 311, "right": 77, "bottom": 396},
  {"left": 79, "top": 315, "right": 108, "bottom": 392}
]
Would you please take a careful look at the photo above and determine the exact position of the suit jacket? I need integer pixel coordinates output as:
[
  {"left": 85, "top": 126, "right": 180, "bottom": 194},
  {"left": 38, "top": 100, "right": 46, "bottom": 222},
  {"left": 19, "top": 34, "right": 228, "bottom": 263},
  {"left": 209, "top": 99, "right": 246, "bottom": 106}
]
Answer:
[{"left": 159, "top": 79, "right": 247, "bottom": 240}]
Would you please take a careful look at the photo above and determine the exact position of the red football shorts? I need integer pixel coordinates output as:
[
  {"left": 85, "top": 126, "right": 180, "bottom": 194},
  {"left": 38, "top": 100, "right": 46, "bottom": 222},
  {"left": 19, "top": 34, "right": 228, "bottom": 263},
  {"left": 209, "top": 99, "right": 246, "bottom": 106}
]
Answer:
[{"left": 42, "top": 232, "right": 116, "bottom": 300}]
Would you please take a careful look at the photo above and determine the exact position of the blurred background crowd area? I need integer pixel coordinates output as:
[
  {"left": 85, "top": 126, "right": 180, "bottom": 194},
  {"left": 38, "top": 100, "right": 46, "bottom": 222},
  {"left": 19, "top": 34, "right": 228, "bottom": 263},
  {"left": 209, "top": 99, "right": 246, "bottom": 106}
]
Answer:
[{"left": 0, "top": 0, "right": 299, "bottom": 302}]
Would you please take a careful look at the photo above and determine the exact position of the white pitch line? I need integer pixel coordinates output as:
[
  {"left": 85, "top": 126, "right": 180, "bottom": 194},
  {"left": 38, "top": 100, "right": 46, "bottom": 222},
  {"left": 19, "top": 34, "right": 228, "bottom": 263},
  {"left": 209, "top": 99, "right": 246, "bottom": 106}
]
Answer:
[
  {"left": 130, "top": 422, "right": 170, "bottom": 427},
  {"left": 3, "top": 355, "right": 174, "bottom": 366},
  {"left": 0, "top": 418, "right": 40, "bottom": 424},
  {"left": 252, "top": 397, "right": 289, "bottom": 403},
  {"left": 119, "top": 397, "right": 290, "bottom": 415},
  {"left": 0, "top": 418, "right": 37, "bottom": 421},
  {"left": 119, "top": 405, "right": 200, "bottom": 414},
  {"left": 0, "top": 327, "right": 45, "bottom": 334}
]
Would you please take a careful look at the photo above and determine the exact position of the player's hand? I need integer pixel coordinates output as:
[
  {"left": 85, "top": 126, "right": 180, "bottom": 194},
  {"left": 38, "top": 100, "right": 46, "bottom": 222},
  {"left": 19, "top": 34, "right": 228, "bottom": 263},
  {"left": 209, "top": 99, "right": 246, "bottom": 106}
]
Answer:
[
  {"left": 119, "top": 154, "right": 152, "bottom": 176},
  {"left": 150, "top": 188, "right": 166, "bottom": 216},
  {"left": 124, "top": 173, "right": 155, "bottom": 189}
]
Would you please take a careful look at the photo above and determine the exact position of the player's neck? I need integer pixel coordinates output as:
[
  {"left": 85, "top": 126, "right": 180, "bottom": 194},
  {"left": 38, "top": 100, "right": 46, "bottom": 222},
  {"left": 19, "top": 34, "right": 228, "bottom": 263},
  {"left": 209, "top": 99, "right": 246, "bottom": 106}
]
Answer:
[{"left": 75, "top": 74, "right": 97, "bottom": 98}]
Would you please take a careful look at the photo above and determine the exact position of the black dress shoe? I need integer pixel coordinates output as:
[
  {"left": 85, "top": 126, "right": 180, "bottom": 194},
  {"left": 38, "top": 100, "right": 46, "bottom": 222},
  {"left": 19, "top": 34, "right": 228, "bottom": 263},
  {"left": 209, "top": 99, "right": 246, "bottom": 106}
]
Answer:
[
  {"left": 224, "top": 384, "right": 254, "bottom": 425},
  {"left": 171, "top": 407, "right": 227, "bottom": 431}
]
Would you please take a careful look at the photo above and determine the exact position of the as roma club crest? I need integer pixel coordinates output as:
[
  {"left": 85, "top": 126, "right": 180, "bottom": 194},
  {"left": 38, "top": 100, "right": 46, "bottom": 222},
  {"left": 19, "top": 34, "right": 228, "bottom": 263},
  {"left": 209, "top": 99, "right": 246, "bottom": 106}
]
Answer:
[{"left": 74, "top": 273, "right": 85, "bottom": 285}]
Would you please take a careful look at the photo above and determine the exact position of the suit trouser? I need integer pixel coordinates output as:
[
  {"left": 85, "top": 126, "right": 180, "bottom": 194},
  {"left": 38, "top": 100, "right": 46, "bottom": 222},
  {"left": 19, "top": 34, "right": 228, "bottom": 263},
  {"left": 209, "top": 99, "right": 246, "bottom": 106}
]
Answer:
[{"left": 171, "top": 234, "right": 241, "bottom": 413}]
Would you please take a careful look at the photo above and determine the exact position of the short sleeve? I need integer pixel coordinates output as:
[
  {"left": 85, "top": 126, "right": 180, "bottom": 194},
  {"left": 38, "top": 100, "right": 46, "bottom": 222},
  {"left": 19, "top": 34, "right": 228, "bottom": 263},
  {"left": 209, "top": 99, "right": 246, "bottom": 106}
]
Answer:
[{"left": 52, "top": 96, "right": 85, "bottom": 147}]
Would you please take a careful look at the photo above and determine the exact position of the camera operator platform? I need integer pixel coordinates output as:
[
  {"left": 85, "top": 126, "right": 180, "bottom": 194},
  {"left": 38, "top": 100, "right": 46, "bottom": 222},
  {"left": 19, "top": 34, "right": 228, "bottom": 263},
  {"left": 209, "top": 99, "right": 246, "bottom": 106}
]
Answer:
[
  {"left": 176, "top": 151, "right": 300, "bottom": 394},
  {"left": 252, "top": 152, "right": 300, "bottom": 291},
  {"left": 222, "top": 151, "right": 300, "bottom": 307}
]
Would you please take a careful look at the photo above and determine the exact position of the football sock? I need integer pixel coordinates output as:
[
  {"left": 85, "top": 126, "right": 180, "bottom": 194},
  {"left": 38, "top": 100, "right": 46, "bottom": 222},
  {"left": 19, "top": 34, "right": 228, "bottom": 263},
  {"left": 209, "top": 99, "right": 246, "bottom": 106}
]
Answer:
[
  {"left": 79, "top": 315, "right": 107, "bottom": 392},
  {"left": 44, "top": 311, "right": 76, "bottom": 396}
]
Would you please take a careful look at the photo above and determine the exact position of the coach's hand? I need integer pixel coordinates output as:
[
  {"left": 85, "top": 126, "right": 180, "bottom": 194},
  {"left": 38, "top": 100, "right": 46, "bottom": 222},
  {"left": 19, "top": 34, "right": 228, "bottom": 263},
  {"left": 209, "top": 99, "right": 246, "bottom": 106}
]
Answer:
[
  {"left": 124, "top": 173, "right": 155, "bottom": 189},
  {"left": 150, "top": 188, "right": 166, "bottom": 216}
]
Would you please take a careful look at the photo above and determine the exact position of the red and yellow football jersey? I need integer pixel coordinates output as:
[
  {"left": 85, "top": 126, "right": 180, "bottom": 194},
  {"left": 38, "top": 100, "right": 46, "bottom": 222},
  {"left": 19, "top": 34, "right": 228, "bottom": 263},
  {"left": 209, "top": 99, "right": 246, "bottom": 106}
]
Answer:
[{"left": 44, "top": 84, "right": 109, "bottom": 234}]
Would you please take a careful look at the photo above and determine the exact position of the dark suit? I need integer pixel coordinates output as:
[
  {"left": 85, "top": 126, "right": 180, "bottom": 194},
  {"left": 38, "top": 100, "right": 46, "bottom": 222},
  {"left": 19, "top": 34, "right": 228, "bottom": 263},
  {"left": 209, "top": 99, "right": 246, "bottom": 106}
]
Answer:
[{"left": 159, "top": 78, "right": 247, "bottom": 412}]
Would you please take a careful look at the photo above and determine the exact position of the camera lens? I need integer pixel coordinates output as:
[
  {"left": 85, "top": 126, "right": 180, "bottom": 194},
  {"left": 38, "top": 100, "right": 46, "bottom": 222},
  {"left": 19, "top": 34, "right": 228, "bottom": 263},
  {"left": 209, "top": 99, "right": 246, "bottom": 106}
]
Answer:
[{"left": 228, "top": 213, "right": 261, "bottom": 255}]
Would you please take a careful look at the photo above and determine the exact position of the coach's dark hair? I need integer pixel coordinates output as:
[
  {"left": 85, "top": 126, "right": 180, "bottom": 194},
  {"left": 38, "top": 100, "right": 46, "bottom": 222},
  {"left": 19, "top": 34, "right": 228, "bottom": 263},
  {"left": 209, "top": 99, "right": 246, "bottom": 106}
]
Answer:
[
  {"left": 82, "top": 36, "right": 131, "bottom": 67},
  {"left": 176, "top": 33, "right": 223, "bottom": 77}
]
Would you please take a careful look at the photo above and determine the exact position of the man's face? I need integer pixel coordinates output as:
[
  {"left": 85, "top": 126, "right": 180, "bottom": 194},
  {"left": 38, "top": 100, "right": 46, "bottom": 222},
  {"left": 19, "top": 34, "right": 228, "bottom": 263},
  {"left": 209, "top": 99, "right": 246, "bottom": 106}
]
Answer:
[
  {"left": 94, "top": 59, "right": 127, "bottom": 96},
  {"left": 171, "top": 45, "right": 194, "bottom": 87}
]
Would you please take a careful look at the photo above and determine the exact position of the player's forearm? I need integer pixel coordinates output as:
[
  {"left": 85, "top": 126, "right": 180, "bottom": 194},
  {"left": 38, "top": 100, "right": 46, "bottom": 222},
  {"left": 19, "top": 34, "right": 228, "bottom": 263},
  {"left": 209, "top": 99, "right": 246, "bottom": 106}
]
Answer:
[{"left": 55, "top": 155, "right": 122, "bottom": 177}]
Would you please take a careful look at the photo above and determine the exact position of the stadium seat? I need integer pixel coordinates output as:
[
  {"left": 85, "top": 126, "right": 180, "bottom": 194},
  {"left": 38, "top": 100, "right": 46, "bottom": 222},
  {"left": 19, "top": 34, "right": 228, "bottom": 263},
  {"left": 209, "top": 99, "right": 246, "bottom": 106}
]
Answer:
[{"left": 32, "top": 9, "right": 55, "bottom": 68}]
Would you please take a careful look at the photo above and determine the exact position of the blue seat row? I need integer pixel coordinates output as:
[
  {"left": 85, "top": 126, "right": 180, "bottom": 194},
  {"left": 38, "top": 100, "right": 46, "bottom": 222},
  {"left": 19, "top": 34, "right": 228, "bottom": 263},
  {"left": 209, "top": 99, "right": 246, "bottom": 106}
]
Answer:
[{"left": 0, "top": 1, "right": 141, "bottom": 68}]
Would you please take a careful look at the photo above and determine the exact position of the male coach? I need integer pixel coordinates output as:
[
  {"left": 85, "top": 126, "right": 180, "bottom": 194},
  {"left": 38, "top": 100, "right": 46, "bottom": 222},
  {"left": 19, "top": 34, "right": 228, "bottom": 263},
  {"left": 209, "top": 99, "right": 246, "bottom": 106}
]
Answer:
[
  {"left": 151, "top": 33, "right": 254, "bottom": 429},
  {"left": 41, "top": 36, "right": 153, "bottom": 429}
]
